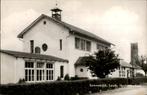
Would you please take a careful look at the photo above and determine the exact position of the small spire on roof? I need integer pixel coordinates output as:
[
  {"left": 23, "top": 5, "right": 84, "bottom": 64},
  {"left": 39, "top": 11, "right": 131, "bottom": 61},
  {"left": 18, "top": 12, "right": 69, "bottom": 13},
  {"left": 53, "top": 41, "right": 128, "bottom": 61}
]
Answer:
[
  {"left": 51, "top": 0, "right": 62, "bottom": 21},
  {"left": 55, "top": 0, "right": 58, "bottom": 8}
]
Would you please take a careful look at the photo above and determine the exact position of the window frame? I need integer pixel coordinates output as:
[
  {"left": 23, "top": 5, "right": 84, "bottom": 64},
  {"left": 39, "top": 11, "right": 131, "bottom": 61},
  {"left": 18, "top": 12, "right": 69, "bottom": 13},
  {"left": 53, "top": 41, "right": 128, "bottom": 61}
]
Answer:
[
  {"left": 30, "top": 40, "right": 34, "bottom": 53},
  {"left": 60, "top": 39, "right": 62, "bottom": 50},
  {"left": 35, "top": 47, "right": 41, "bottom": 54},
  {"left": 36, "top": 62, "right": 45, "bottom": 81},
  {"left": 46, "top": 63, "right": 54, "bottom": 80},
  {"left": 60, "top": 65, "right": 64, "bottom": 78},
  {"left": 25, "top": 61, "right": 34, "bottom": 82},
  {"left": 75, "top": 37, "right": 91, "bottom": 52}
]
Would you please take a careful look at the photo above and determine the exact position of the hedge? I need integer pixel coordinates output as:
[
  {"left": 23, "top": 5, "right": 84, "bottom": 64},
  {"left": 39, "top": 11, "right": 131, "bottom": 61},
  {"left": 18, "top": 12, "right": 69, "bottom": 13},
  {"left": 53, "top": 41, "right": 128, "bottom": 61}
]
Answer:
[{"left": 0, "top": 77, "right": 147, "bottom": 95}]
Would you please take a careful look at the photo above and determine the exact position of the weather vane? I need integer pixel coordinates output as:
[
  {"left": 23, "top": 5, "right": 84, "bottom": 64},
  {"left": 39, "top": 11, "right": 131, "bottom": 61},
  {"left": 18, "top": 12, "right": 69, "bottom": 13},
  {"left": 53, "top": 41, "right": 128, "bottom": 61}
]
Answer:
[{"left": 55, "top": 0, "right": 58, "bottom": 8}]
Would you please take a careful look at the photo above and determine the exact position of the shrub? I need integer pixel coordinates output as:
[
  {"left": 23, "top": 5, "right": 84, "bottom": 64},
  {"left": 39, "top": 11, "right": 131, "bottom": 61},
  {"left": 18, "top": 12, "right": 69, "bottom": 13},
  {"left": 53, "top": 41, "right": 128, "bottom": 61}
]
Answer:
[
  {"left": 0, "top": 77, "right": 147, "bottom": 95},
  {"left": 64, "top": 74, "right": 70, "bottom": 80},
  {"left": 136, "top": 73, "right": 144, "bottom": 77},
  {"left": 18, "top": 78, "right": 25, "bottom": 84},
  {"left": 57, "top": 76, "right": 61, "bottom": 81},
  {"left": 70, "top": 75, "right": 79, "bottom": 80}
]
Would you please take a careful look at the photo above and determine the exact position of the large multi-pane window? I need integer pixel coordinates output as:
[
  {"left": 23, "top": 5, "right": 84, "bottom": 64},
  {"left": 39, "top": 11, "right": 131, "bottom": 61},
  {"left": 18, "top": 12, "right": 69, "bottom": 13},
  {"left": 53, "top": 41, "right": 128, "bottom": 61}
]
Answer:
[
  {"left": 36, "top": 62, "right": 45, "bottom": 81},
  {"left": 46, "top": 63, "right": 54, "bottom": 80},
  {"left": 25, "top": 62, "right": 34, "bottom": 81},
  {"left": 75, "top": 37, "right": 91, "bottom": 51},
  {"left": 25, "top": 61, "right": 54, "bottom": 82}
]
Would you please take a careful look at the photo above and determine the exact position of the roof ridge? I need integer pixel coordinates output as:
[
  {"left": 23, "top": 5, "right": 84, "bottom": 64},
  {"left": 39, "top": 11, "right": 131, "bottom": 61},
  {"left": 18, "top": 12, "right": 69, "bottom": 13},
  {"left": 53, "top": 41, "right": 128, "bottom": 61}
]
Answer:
[{"left": 17, "top": 14, "right": 113, "bottom": 45}]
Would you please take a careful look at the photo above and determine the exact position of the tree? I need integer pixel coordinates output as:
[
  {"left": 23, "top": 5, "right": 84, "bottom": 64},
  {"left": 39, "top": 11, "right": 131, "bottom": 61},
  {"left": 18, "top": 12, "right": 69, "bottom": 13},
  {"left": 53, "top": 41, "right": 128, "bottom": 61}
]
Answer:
[
  {"left": 85, "top": 48, "right": 120, "bottom": 78},
  {"left": 138, "top": 56, "right": 147, "bottom": 77}
]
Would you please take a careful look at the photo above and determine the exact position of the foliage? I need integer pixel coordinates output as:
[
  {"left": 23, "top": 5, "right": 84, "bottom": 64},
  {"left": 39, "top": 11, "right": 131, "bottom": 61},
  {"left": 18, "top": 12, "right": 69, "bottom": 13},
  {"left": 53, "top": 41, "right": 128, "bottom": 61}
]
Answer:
[
  {"left": 57, "top": 76, "right": 61, "bottom": 81},
  {"left": 64, "top": 74, "right": 70, "bottom": 80},
  {"left": 1, "top": 78, "right": 147, "bottom": 95},
  {"left": 137, "top": 56, "right": 147, "bottom": 76},
  {"left": 18, "top": 78, "right": 25, "bottom": 84},
  {"left": 86, "top": 48, "right": 120, "bottom": 78},
  {"left": 70, "top": 75, "right": 79, "bottom": 80},
  {"left": 136, "top": 73, "right": 144, "bottom": 77}
]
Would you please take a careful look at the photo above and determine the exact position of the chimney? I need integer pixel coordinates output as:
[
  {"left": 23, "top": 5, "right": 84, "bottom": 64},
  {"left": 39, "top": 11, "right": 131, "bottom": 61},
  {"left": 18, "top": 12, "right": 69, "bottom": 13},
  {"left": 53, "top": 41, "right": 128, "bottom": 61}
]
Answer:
[{"left": 51, "top": 8, "right": 62, "bottom": 21}]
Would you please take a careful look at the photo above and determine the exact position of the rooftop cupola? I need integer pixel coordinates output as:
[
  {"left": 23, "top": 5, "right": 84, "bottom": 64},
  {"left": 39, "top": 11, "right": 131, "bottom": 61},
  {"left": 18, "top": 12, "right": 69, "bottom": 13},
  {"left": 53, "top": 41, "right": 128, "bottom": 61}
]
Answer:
[{"left": 51, "top": 7, "right": 62, "bottom": 21}]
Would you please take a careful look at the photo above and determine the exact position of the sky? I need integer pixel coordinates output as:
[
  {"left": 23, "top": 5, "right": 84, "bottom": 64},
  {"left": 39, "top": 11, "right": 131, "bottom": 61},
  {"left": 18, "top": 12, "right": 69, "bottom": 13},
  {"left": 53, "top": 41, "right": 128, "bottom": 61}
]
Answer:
[{"left": 1, "top": 0, "right": 147, "bottom": 62}]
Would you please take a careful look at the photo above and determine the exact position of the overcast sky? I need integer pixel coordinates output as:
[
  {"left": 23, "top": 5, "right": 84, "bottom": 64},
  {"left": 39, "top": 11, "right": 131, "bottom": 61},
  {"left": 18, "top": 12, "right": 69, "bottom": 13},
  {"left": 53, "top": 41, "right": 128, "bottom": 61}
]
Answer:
[{"left": 1, "top": 0, "right": 147, "bottom": 62}]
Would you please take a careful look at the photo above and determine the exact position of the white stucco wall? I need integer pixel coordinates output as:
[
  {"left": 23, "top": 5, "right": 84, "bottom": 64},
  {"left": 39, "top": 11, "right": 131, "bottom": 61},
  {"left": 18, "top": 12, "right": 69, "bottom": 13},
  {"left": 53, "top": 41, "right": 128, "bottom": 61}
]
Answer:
[
  {"left": 109, "top": 67, "right": 132, "bottom": 78},
  {"left": 23, "top": 17, "right": 70, "bottom": 59},
  {"left": 54, "top": 62, "right": 68, "bottom": 80},
  {"left": 108, "top": 69, "right": 119, "bottom": 78},
  {"left": 15, "top": 58, "right": 25, "bottom": 82},
  {"left": 0, "top": 53, "right": 25, "bottom": 84},
  {"left": 68, "top": 35, "right": 109, "bottom": 77},
  {"left": 75, "top": 66, "right": 88, "bottom": 78},
  {"left": 21, "top": 17, "right": 110, "bottom": 78},
  {"left": 75, "top": 66, "right": 97, "bottom": 79}
]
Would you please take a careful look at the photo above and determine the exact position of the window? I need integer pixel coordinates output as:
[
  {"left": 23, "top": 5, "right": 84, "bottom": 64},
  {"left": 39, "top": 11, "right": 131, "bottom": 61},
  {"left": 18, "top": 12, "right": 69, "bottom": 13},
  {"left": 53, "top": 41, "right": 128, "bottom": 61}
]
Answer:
[
  {"left": 37, "top": 62, "right": 44, "bottom": 68},
  {"left": 43, "top": 21, "right": 46, "bottom": 25},
  {"left": 75, "top": 37, "right": 80, "bottom": 49},
  {"left": 36, "top": 62, "right": 45, "bottom": 81},
  {"left": 35, "top": 47, "right": 41, "bottom": 54},
  {"left": 42, "top": 43, "right": 48, "bottom": 51},
  {"left": 25, "top": 62, "right": 34, "bottom": 81},
  {"left": 86, "top": 41, "right": 91, "bottom": 51},
  {"left": 30, "top": 40, "right": 34, "bottom": 53},
  {"left": 60, "top": 66, "right": 64, "bottom": 78},
  {"left": 46, "top": 63, "right": 54, "bottom": 80},
  {"left": 119, "top": 67, "right": 126, "bottom": 77},
  {"left": 97, "top": 44, "right": 108, "bottom": 50},
  {"left": 60, "top": 39, "right": 62, "bottom": 50},
  {"left": 75, "top": 37, "right": 91, "bottom": 51},
  {"left": 97, "top": 44, "right": 103, "bottom": 50},
  {"left": 25, "top": 61, "right": 54, "bottom": 82},
  {"left": 81, "top": 39, "right": 86, "bottom": 50},
  {"left": 46, "top": 63, "right": 53, "bottom": 68},
  {"left": 80, "top": 68, "right": 83, "bottom": 72}
]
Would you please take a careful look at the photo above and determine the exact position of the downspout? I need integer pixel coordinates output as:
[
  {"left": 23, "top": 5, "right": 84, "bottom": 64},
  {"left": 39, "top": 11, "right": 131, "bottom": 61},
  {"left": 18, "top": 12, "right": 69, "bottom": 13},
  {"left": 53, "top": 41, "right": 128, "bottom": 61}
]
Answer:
[
  {"left": 0, "top": 51, "right": 1, "bottom": 84},
  {"left": 0, "top": 32, "right": 1, "bottom": 84}
]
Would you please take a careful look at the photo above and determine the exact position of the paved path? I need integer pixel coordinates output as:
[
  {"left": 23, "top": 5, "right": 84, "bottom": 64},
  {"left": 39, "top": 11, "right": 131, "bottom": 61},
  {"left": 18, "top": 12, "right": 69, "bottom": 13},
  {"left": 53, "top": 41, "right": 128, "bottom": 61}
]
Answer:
[{"left": 86, "top": 84, "right": 147, "bottom": 95}]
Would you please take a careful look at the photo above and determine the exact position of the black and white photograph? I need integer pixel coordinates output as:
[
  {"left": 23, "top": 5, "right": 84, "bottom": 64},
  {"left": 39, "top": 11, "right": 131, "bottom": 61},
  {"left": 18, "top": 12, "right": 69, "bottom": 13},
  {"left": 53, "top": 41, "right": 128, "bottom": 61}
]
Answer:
[{"left": 0, "top": 0, "right": 147, "bottom": 95}]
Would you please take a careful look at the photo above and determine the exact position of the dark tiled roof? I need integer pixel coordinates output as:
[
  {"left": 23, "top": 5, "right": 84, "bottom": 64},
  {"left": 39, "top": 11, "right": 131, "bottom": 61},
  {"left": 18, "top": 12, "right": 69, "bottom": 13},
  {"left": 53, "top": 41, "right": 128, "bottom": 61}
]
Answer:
[
  {"left": 0, "top": 49, "right": 68, "bottom": 62},
  {"left": 75, "top": 57, "right": 141, "bottom": 69},
  {"left": 17, "top": 14, "right": 112, "bottom": 45},
  {"left": 75, "top": 56, "right": 93, "bottom": 66},
  {"left": 120, "top": 60, "right": 132, "bottom": 68},
  {"left": 131, "top": 63, "right": 141, "bottom": 69}
]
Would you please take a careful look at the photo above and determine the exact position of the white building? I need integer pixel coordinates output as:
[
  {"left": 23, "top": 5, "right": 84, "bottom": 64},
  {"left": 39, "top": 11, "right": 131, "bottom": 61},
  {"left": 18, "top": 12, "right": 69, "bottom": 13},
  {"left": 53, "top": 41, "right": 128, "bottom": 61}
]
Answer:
[
  {"left": 109, "top": 60, "right": 136, "bottom": 78},
  {"left": 1, "top": 7, "right": 114, "bottom": 84}
]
